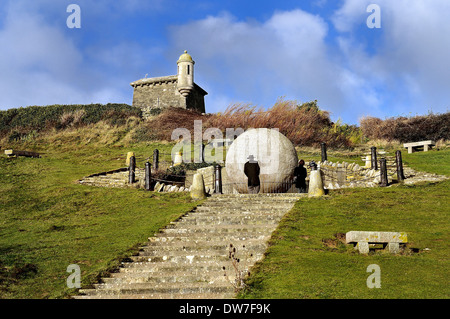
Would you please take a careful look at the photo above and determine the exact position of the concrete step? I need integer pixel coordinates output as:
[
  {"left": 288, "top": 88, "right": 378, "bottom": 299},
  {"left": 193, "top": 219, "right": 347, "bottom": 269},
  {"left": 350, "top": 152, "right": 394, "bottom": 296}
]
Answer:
[
  {"left": 149, "top": 234, "right": 271, "bottom": 243},
  {"left": 138, "top": 242, "right": 267, "bottom": 255},
  {"left": 102, "top": 270, "right": 232, "bottom": 284},
  {"left": 117, "top": 260, "right": 254, "bottom": 274},
  {"left": 73, "top": 292, "right": 235, "bottom": 299},
  {"left": 173, "top": 215, "right": 282, "bottom": 226},
  {"left": 191, "top": 206, "right": 290, "bottom": 213},
  {"left": 159, "top": 224, "right": 278, "bottom": 235},
  {"left": 126, "top": 252, "right": 263, "bottom": 264},
  {"left": 201, "top": 203, "right": 295, "bottom": 210},
  {"left": 92, "top": 279, "right": 233, "bottom": 290},
  {"left": 79, "top": 282, "right": 235, "bottom": 297}
]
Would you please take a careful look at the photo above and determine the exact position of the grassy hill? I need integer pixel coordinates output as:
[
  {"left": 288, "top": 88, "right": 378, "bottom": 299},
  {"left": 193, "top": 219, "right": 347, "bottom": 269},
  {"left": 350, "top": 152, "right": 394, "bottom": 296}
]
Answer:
[
  {"left": 0, "top": 106, "right": 448, "bottom": 299},
  {"left": 240, "top": 157, "right": 449, "bottom": 298}
]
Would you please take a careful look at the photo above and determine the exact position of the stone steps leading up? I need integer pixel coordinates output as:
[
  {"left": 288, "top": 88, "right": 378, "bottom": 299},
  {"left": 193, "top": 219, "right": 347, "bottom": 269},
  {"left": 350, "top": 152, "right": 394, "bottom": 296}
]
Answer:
[
  {"left": 73, "top": 193, "right": 302, "bottom": 299},
  {"left": 103, "top": 270, "right": 230, "bottom": 284},
  {"left": 72, "top": 292, "right": 234, "bottom": 299}
]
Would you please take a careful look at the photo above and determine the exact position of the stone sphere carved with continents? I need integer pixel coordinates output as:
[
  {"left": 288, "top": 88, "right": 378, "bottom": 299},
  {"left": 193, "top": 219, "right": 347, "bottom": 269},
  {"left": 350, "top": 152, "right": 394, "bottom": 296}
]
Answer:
[{"left": 225, "top": 128, "right": 298, "bottom": 193}]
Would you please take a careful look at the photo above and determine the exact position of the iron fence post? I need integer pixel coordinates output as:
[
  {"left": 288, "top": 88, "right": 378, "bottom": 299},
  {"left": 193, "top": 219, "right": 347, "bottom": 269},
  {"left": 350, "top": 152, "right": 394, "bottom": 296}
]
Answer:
[
  {"left": 371, "top": 146, "right": 378, "bottom": 170},
  {"left": 145, "top": 161, "right": 151, "bottom": 190},
  {"left": 214, "top": 164, "right": 223, "bottom": 194},
  {"left": 396, "top": 150, "right": 405, "bottom": 181},
  {"left": 379, "top": 158, "right": 388, "bottom": 187},
  {"left": 128, "top": 156, "right": 136, "bottom": 184}
]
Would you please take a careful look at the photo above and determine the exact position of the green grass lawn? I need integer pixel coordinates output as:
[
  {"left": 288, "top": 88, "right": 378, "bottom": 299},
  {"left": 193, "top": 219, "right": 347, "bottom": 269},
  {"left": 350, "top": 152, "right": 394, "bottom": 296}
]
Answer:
[
  {"left": 1, "top": 137, "right": 448, "bottom": 299},
  {"left": 239, "top": 149, "right": 449, "bottom": 299},
  {"left": 0, "top": 141, "right": 200, "bottom": 298}
]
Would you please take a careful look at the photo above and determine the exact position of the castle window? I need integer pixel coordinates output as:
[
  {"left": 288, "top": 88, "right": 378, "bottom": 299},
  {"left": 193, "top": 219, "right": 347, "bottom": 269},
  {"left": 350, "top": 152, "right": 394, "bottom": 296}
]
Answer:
[{"left": 187, "top": 65, "right": 190, "bottom": 75}]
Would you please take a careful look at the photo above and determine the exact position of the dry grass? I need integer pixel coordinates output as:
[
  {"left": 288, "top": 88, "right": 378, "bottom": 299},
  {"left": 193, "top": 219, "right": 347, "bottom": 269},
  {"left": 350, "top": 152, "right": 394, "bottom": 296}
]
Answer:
[
  {"left": 360, "top": 112, "right": 450, "bottom": 143},
  {"left": 205, "top": 100, "right": 355, "bottom": 148}
]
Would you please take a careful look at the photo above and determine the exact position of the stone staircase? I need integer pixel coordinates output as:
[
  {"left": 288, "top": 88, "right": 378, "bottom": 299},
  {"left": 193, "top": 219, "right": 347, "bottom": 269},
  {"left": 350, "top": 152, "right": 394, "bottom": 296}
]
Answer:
[{"left": 73, "top": 193, "right": 303, "bottom": 299}]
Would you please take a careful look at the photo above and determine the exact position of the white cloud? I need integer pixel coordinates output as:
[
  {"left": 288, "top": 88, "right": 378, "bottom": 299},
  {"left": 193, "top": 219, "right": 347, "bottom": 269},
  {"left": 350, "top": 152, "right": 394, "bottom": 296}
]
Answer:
[
  {"left": 169, "top": 2, "right": 450, "bottom": 123},
  {"left": 0, "top": 1, "right": 137, "bottom": 109},
  {"left": 332, "top": 0, "right": 450, "bottom": 117},
  {"left": 169, "top": 10, "right": 349, "bottom": 118}
]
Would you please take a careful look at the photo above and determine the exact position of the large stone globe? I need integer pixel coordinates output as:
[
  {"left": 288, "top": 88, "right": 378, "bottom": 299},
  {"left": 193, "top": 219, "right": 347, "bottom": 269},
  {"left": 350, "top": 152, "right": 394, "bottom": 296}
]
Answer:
[{"left": 225, "top": 128, "right": 298, "bottom": 193}]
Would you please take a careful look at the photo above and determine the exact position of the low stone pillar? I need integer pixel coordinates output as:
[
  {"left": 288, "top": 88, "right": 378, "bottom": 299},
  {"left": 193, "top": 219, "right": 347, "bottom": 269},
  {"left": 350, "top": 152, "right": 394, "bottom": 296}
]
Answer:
[
  {"left": 336, "top": 164, "right": 346, "bottom": 184},
  {"left": 173, "top": 152, "right": 183, "bottom": 166},
  {"left": 190, "top": 173, "right": 207, "bottom": 200},
  {"left": 126, "top": 152, "right": 135, "bottom": 166},
  {"left": 364, "top": 155, "right": 371, "bottom": 168},
  {"left": 308, "top": 170, "right": 325, "bottom": 197}
]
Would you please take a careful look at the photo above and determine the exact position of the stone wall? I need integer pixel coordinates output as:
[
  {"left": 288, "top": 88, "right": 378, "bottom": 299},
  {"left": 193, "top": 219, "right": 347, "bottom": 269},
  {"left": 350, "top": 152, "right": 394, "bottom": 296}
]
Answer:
[
  {"left": 79, "top": 168, "right": 145, "bottom": 188},
  {"left": 132, "top": 78, "right": 185, "bottom": 118},
  {"left": 186, "top": 84, "right": 206, "bottom": 113},
  {"left": 131, "top": 78, "right": 206, "bottom": 118},
  {"left": 185, "top": 165, "right": 230, "bottom": 194}
]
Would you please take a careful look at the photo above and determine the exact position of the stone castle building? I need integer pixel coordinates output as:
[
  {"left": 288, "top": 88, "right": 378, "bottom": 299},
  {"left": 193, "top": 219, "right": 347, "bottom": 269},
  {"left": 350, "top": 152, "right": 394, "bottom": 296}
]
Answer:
[{"left": 130, "top": 51, "right": 207, "bottom": 118}]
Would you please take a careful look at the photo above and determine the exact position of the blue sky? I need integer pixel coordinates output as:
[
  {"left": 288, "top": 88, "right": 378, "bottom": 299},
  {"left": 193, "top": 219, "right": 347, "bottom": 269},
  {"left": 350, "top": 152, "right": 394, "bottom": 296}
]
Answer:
[{"left": 0, "top": 0, "right": 449, "bottom": 124}]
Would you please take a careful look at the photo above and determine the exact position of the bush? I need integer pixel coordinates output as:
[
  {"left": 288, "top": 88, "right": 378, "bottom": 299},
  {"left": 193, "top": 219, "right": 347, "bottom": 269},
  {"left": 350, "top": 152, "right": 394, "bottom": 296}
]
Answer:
[
  {"left": 134, "top": 107, "right": 208, "bottom": 142},
  {"left": 360, "top": 112, "right": 450, "bottom": 142},
  {"left": 0, "top": 103, "right": 142, "bottom": 139},
  {"left": 205, "top": 99, "right": 358, "bottom": 148}
]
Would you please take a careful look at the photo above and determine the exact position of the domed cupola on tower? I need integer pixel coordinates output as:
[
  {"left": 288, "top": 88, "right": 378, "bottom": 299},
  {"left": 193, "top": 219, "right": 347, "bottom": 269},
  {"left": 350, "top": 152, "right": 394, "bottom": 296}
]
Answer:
[{"left": 177, "top": 50, "right": 195, "bottom": 97}]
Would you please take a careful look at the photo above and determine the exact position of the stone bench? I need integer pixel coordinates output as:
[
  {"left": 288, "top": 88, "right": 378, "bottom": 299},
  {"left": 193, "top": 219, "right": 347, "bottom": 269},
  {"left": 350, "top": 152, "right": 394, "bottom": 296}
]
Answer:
[
  {"left": 346, "top": 231, "right": 407, "bottom": 254},
  {"left": 4, "top": 149, "right": 41, "bottom": 158},
  {"left": 403, "top": 140, "right": 435, "bottom": 154}
]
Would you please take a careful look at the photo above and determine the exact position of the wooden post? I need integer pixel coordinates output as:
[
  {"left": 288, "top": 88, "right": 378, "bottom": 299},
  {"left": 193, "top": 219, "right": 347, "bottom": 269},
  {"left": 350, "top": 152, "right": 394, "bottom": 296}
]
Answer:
[
  {"left": 371, "top": 147, "right": 378, "bottom": 170},
  {"left": 396, "top": 150, "right": 405, "bottom": 181},
  {"left": 214, "top": 164, "right": 222, "bottom": 194},
  {"left": 153, "top": 149, "right": 159, "bottom": 171},
  {"left": 128, "top": 156, "right": 136, "bottom": 184},
  {"left": 321, "top": 143, "right": 327, "bottom": 162},
  {"left": 379, "top": 158, "right": 388, "bottom": 187},
  {"left": 145, "top": 161, "right": 152, "bottom": 191}
]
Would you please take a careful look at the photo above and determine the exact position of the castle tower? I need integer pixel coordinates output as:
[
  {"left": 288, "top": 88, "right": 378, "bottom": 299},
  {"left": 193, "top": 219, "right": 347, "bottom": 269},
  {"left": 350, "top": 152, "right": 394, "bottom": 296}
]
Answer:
[
  {"left": 177, "top": 50, "right": 195, "bottom": 97},
  {"left": 130, "top": 50, "right": 207, "bottom": 118}
]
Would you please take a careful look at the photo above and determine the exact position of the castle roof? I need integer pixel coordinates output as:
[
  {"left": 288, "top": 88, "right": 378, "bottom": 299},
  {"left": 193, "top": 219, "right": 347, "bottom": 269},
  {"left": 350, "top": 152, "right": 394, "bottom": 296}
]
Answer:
[
  {"left": 177, "top": 50, "right": 194, "bottom": 63},
  {"left": 130, "top": 75, "right": 178, "bottom": 87},
  {"left": 130, "top": 75, "right": 207, "bottom": 96}
]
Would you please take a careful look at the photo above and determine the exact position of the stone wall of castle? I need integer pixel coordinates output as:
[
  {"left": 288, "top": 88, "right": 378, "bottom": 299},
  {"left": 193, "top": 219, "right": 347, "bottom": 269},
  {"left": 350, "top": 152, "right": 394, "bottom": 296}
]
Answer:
[
  {"left": 186, "top": 85, "right": 206, "bottom": 113},
  {"left": 132, "top": 80, "right": 185, "bottom": 118}
]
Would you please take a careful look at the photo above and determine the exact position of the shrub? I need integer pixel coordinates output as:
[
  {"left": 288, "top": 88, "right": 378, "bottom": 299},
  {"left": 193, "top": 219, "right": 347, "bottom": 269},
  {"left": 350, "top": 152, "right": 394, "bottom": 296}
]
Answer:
[
  {"left": 0, "top": 103, "right": 142, "bottom": 139},
  {"left": 360, "top": 112, "right": 450, "bottom": 142},
  {"left": 205, "top": 99, "right": 357, "bottom": 148}
]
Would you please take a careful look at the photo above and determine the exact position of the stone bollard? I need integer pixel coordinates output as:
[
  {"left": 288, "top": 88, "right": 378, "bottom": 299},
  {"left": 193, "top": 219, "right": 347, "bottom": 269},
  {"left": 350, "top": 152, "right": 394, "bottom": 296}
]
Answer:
[
  {"left": 364, "top": 155, "right": 371, "bottom": 168},
  {"left": 190, "top": 173, "right": 207, "bottom": 200},
  {"left": 308, "top": 170, "right": 325, "bottom": 197},
  {"left": 126, "top": 152, "right": 135, "bottom": 166},
  {"left": 173, "top": 152, "right": 183, "bottom": 166}
]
